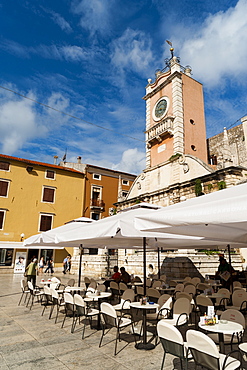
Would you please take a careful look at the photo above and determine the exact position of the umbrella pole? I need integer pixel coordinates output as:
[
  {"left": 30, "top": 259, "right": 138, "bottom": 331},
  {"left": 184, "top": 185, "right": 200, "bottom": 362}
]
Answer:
[
  {"left": 227, "top": 244, "right": 233, "bottom": 292},
  {"left": 157, "top": 247, "right": 160, "bottom": 279},
  {"left": 78, "top": 244, "right": 83, "bottom": 287},
  {"left": 135, "top": 237, "right": 155, "bottom": 351}
]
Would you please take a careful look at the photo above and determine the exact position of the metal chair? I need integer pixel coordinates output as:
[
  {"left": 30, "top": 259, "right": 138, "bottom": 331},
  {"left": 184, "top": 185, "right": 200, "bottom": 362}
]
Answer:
[
  {"left": 186, "top": 329, "right": 242, "bottom": 370},
  {"left": 26, "top": 281, "right": 44, "bottom": 310},
  {"left": 147, "top": 287, "right": 161, "bottom": 303},
  {"left": 41, "top": 285, "right": 53, "bottom": 316},
  {"left": 157, "top": 321, "right": 188, "bottom": 370},
  {"left": 61, "top": 292, "right": 74, "bottom": 328},
  {"left": 49, "top": 287, "right": 65, "bottom": 323},
  {"left": 18, "top": 279, "right": 29, "bottom": 306},
  {"left": 99, "top": 302, "right": 136, "bottom": 355},
  {"left": 72, "top": 294, "right": 99, "bottom": 337}
]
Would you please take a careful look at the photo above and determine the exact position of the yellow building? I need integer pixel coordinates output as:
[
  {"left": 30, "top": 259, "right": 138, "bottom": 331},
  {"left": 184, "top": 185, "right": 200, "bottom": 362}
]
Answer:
[{"left": 0, "top": 154, "right": 85, "bottom": 270}]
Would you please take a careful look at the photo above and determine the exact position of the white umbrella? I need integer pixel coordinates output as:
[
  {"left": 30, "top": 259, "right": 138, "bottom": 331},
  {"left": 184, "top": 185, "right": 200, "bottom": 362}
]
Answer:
[
  {"left": 24, "top": 216, "right": 95, "bottom": 286},
  {"left": 134, "top": 183, "right": 247, "bottom": 245},
  {"left": 24, "top": 216, "right": 95, "bottom": 247}
]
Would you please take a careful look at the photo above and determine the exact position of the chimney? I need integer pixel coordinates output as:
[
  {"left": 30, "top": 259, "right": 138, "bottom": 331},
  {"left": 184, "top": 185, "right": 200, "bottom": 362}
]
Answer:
[
  {"left": 54, "top": 155, "right": 58, "bottom": 165},
  {"left": 77, "top": 156, "right": 82, "bottom": 164}
]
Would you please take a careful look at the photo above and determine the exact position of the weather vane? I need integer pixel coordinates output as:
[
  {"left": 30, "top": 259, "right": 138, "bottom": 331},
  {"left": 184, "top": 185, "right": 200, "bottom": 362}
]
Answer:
[{"left": 166, "top": 40, "right": 174, "bottom": 58}]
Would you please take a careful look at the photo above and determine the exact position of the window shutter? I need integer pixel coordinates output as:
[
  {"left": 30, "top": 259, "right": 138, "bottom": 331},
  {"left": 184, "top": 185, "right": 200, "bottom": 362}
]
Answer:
[
  {"left": 0, "top": 162, "right": 10, "bottom": 171},
  {"left": 0, "top": 211, "right": 4, "bottom": 229},
  {"left": 0, "top": 181, "right": 8, "bottom": 196},
  {"left": 40, "top": 215, "right": 52, "bottom": 231},
  {"left": 43, "top": 187, "right": 55, "bottom": 202}
]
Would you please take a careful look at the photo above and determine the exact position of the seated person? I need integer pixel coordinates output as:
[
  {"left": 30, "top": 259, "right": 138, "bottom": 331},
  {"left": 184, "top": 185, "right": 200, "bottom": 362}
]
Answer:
[
  {"left": 120, "top": 266, "right": 131, "bottom": 284},
  {"left": 104, "top": 266, "right": 121, "bottom": 288}
]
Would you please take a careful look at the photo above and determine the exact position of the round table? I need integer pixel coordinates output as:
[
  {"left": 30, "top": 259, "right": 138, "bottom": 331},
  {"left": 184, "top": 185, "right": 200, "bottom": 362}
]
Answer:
[
  {"left": 199, "top": 320, "right": 243, "bottom": 353},
  {"left": 239, "top": 343, "right": 247, "bottom": 361},
  {"left": 85, "top": 292, "right": 111, "bottom": 329},
  {"left": 65, "top": 286, "right": 85, "bottom": 292},
  {"left": 130, "top": 301, "right": 159, "bottom": 350}
]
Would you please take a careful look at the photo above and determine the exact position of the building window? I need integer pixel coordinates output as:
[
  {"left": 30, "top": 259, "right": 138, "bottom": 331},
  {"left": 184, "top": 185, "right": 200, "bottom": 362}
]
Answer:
[
  {"left": 190, "top": 119, "right": 195, "bottom": 125},
  {"left": 0, "top": 162, "right": 10, "bottom": 171},
  {"left": 122, "top": 179, "right": 129, "bottom": 186},
  {"left": 122, "top": 191, "right": 128, "bottom": 198},
  {"left": 0, "top": 248, "right": 13, "bottom": 266},
  {"left": 91, "top": 212, "right": 100, "bottom": 220},
  {"left": 42, "top": 187, "right": 55, "bottom": 203},
  {"left": 0, "top": 210, "right": 5, "bottom": 229},
  {"left": 93, "top": 173, "right": 101, "bottom": 180},
  {"left": 0, "top": 180, "right": 9, "bottom": 197},
  {"left": 39, "top": 214, "right": 53, "bottom": 231},
  {"left": 45, "top": 170, "right": 55, "bottom": 179},
  {"left": 191, "top": 145, "right": 196, "bottom": 151},
  {"left": 209, "top": 155, "right": 217, "bottom": 165}
]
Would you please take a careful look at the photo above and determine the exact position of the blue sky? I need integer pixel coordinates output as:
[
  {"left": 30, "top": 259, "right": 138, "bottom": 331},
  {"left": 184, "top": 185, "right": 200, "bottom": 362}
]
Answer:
[{"left": 0, "top": 0, "right": 247, "bottom": 174}]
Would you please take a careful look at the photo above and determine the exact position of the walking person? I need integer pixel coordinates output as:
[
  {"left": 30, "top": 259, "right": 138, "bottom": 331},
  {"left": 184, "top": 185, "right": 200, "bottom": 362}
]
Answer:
[
  {"left": 39, "top": 256, "right": 45, "bottom": 275},
  {"left": 25, "top": 258, "right": 38, "bottom": 286},
  {"left": 44, "top": 257, "right": 54, "bottom": 275},
  {"left": 67, "top": 254, "right": 72, "bottom": 274},
  {"left": 63, "top": 255, "right": 68, "bottom": 274}
]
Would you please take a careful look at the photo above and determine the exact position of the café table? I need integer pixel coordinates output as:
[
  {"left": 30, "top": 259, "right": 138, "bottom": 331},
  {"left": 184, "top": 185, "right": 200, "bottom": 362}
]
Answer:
[
  {"left": 84, "top": 291, "right": 111, "bottom": 329},
  {"left": 199, "top": 320, "right": 243, "bottom": 353},
  {"left": 64, "top": 286, "right": 86, "bottom": 295},
  {"left": 130, "top": 301, "right": 159, "bottom": 350},
  {"left": 239, "top": 343, "right": 247, "bottom": 361}
]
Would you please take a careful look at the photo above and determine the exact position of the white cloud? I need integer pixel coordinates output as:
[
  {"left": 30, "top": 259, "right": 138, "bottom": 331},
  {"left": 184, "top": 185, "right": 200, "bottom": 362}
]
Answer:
[
  {"left": 0, "top": 93, "right": 43, "bottom": 154},
  {"left": 110, "top": 28, "right": 154, "bottom": 75},
  {"left": 71, "top": 0, "right": 112, "bottom": 37},
  {"left": 49, "top": 11, "right": 72, "bottom": 33},
  {"left": 178, "top": 0, "right": 247, "bottom": 87},
  {"left": 0, "top": 40, "right": 94, "bottom": 62},
  {"left": 112, "top": 148, "right": 145, "bottom": 174}
]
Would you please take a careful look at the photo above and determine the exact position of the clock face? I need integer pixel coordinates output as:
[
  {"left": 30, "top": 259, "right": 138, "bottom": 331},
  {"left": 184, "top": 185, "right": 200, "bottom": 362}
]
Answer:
[{"left": 153, "top": 97, "right": 169, "bottom": 121}]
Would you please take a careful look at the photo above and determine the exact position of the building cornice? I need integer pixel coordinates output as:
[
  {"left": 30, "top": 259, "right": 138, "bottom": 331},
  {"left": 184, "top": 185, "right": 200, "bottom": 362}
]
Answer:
[{"left": 143, "top": 71, "right": 182, "bottom": 101}]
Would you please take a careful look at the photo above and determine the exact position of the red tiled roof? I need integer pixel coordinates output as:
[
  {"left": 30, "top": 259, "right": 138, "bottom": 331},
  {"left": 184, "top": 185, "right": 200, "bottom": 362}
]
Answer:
[{"left": 0, "top": 153, "right": 83, "bottom": 175}]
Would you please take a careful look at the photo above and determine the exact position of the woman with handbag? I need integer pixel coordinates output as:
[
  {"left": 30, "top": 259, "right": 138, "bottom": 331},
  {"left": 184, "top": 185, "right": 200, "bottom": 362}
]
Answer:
[{"left": 25, "top": 258, "right": 38, "bottom": 287}]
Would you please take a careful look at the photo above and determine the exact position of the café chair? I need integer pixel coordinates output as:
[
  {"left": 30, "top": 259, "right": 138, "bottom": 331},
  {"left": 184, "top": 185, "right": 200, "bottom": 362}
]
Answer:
[
  {"left": 152, "top": 280, "right": 162, "bottom": 289},
  {"left": 184, "top": 284, "right": 196, "bottom": 297},
  {"left": 159, "top": 297, "right": 191, "bottom": 328},
  {"left": 146, "top": 278, "right": 152, "bottom": 288},
  {"left": 61, "top": 292, "right": 74, "bottom": 328},
  {"left": 110, "top": 281, "right": 121, "bottom": 302},
  {"left": 18, "top": 279, "right": 29, "bottom": 306},
  {"left": 99, "top": 302, "right": 137, "bottom": 355},
  {"left": 225, "top": 290, "right": 247, "bottom": 314},
  {"left": 26, "top": 281, "right": 44, "bottom": 310},
  {"left": 49, "top": 287, "right": 65, "bottom": 323},
  {"left": 183, "top": 276, "right": 192, "bottom": 283},
  {"left": 190, "top": 277, "right": 201, "bottom": 286},
  {"left": 72, "top": 294, "right": 99, "bottom": 338},
  {"left": 97, "top": 284, "right": 106, "bottom": 292},
  {"left": 119, "top": 282, "right": 128, "bottom": 295},
  {"left": 84, "top": 277, "right": 91, "bottom": 289},
  {"left": 186, "top": 329, "right": 242, "bottom": 370},
  {"left": 113, "top": 289, "right": 135, "bottom": 311},
  {"left": 160, "top": 274, "right": 167, "bottom": 283},
  {"left": 147, "top": 287, "right": 161, "bottom": 303},
  {"left": 157, "top": 321, "right": 190, "bottom": 370},
  {"left": 41, "top": 285, "right": 53, "bottom": 316}
]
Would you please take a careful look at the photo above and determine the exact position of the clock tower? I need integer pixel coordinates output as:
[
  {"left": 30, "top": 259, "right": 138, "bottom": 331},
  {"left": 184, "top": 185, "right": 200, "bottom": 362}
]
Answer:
[
  {"left": 124, "top": 47, "right": 214, "bottom": 205},
  {"left": 144, "top": 54, "right": 208, "bottom": 168}
]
